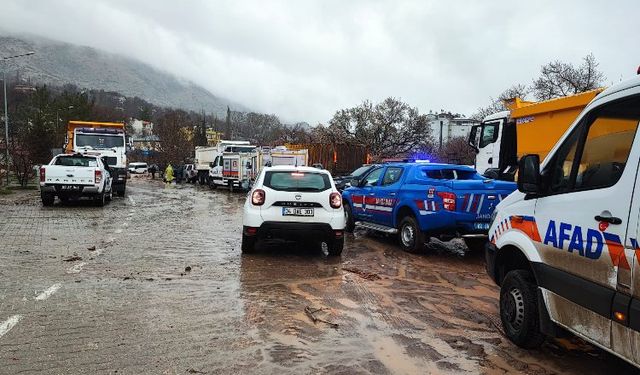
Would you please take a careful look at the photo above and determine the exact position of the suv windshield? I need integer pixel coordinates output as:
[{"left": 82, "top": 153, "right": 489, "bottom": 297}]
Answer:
[
  {"left": 76, "top": 134, "right": 124, "bottom": 148},
  {"left": 351, "top": 165, "right": 372, "bottom": 177},
  {"left": 264, "top": 171, "right": 331, "bottom": 192},
  {"left": 55, "top": 156, "right": 98, "bottom": 167}
]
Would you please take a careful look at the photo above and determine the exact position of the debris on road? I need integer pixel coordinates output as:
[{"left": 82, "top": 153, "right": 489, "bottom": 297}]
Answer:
[
  {"left": 186, "top": 368, "right": 207, "bottom": 374},
  {"left": 87, "top": 246, "right": 96, "bottom": 251},
  {"left": 62, "top": 254, "right": 83, "bottom": 262},
  {"left": 304, "top": 306, "right": 338, "bottom": 329},
  {"left": 185, "top": 266, "right": 192, "bottom": 272},
  {"left": 342, "top": 267, "right": 381, "bottom": 281},
  {"left": 123, "top": 276, "right": 135, "bottom": 281}
]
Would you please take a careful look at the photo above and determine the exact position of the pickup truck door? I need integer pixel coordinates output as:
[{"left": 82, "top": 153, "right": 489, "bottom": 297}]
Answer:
[
  {"left": 532, "top": 97, "right": 640, "bottom": 352},
  {"left": 371, "top": 166, "right": 404, "bottom": 226},
  {"left": 350, "top": 167, "right": 384, "bottom": 221}
]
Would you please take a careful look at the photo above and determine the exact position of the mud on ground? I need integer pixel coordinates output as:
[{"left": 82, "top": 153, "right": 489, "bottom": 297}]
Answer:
[{"left": 0, "top": 178, "right": 635, "bottom": 374}]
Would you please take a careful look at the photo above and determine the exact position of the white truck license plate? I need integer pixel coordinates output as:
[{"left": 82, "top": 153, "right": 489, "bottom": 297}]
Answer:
[{"left": 282, "top": 207, "right": 314, "bottom": 216}]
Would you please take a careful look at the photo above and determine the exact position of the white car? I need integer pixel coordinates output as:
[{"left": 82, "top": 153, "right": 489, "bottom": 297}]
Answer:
[
  {"left": 128, "top": 162, "right": 148, "bottom": 174},
  {"left": 242, "top": 166, "right": 346, "bottom": 255}
]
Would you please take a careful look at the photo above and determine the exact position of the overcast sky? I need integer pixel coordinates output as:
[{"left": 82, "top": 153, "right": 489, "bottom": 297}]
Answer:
[{"left": 1, "top": 0, "right": 639, "bottom": 123}]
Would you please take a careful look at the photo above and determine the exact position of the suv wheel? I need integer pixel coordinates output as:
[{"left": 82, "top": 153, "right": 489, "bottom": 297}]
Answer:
[
  {"left": 327, "top": 237, "right": 344, "bottom": 256},
  {"left": 500, "top": 270, "right": 545, "bottom": 349},
  {"left": 398, "top": 215, "right": 424, "bottom": 253},
  {"left": 241, "top": 234, "right": 256, "bottom": 253},
  {"left": 41, "top": 193, "right": 55, "bottom": 206},
  {"left": 344, "top": 203, "right": 355, "bottom": 233}
]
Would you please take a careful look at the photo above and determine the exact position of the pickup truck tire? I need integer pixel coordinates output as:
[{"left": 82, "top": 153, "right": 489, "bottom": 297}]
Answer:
[
  {"left": 344, "top": 203, "right": 355, "bottom": 233},
  {"left": 464, "top": 238, "right": 486, "bottom": 252},
  {"left": 398, "top": 215, "right": 425, "bottom": 253},
  {"left": 500, "top": 270, "right": 545, "bottom": 349},
  {"left": 41, "top": 193, "right": 55, "bottom": 207},
  {"left": 327, "top": 238, "right": 344, "bottom": 256},
  {"left": 116, "top": 189, "right": 125, "bottom": 197},
  {"left": 94, "top": 192, "right": 106, "bottom": 207},
  {"left": 241, "top": 234, "right": 256, "bottom": 253}
]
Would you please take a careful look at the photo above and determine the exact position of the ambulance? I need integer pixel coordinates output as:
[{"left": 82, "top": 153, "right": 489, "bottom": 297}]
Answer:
[{"left": 485, "top": 73, "right": 640, "bottom": 367}]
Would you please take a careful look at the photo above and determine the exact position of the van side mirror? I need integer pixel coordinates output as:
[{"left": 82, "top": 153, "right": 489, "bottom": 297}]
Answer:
[{"left": 518, "top": 154, "right": 541, "bottom": 194}]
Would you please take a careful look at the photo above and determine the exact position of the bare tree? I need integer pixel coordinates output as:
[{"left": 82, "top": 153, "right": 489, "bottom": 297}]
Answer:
[
  {"left": 472, "top": 84, "right": 529, "bottom": 120},
  {"left": 325, "top": 98, "right": 434, "bottom": 160},
  {"left": 436, "top": 136, "right": 476, "bottom": 165},
  {"left": 532, "top": 53, "right": 604, "bottom": 100},
  {"left": 153, "top": 109, "right": 194, "bottom": 166}
]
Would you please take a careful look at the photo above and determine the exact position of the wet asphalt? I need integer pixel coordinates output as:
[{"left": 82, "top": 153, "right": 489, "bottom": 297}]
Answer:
[{"left": 0, "top": 177, "right": 636, "bottom": 374}]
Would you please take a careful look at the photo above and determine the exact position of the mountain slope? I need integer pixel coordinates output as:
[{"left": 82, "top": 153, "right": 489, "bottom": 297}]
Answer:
[{"left": 0, "top": 34, "right": 246, "bottom": 116}]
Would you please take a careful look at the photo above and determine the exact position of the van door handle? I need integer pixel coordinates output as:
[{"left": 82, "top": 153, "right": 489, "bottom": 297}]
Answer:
[{"left": 595, "top": 215, "right": 622, "bottom": 225}]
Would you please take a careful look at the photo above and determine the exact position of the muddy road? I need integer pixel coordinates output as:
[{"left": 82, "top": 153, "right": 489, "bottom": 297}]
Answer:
[{"left": 0, "top": 178, "right": 635, "bottom": 374}]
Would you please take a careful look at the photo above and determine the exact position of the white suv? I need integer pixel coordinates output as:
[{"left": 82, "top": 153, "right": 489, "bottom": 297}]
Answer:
[{"left": 242, "top": 166, "right": 346, "bottom": 255}]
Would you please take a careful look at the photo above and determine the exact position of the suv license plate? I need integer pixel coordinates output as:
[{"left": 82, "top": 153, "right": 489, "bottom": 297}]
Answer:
[
  {"left": 473, "top": 222, "right": 490, "bottom": 230},
  {"left": 282, "top": 207, "right": 314, "bottom": 217}
]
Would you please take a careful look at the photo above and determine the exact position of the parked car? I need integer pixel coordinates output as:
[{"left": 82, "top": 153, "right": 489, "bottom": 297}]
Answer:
[
  {"left": 128, "top": 162, "right": 148, "bottom": 174},
  {"left": 242, "top": 166, "right": 346, "bottom": 255},
  {"left": 342, "top": 162, "right": 517, "bottom": 252},
  {"left": 333, "top": 164, "right": 380, "bottom": 191},
  {"left": 183, "top": 163, "right": 198, "bottom": 183},
  {"left": 39, "top": 153, "right": 113, "bottom": 206},
  {"left": 485, "top": 75, "right": 640, "bottom": 367}
]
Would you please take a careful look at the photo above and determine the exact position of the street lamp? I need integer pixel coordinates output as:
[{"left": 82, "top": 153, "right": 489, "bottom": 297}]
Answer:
[{"left": 2, "top": 51, "right": 35, "bottom": 186}]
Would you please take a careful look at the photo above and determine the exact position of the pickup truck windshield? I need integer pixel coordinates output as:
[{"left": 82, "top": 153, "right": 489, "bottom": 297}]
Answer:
[
  {"left": 351, "top": 166, "right": 372, "bottom": 177},
  {"left": 76, "top": 134, "right": 124, "bottom": 148},
  {"left": 54, "top": 156, "right": 98, "bottom": 167},
  {"left": 264, "top": 171, "right": 331, "bottom": 192}
]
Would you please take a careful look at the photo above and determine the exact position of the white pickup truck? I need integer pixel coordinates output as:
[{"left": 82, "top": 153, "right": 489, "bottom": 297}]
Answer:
[{"left": 39, "top": 153, "right": 113, "bottom": 206}]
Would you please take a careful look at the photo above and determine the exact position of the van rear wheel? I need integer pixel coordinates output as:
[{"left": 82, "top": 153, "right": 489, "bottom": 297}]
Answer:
[{"left": 500, "top": 270, "right": 545, "bottom": 349}]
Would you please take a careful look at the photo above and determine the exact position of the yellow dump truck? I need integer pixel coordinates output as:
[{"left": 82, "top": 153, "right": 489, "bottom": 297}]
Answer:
[
  {"left": 468, "top": 89, "right": 605, "bottom": 180},
  {"left": 64, "top": 121, "right": 129, "bottom": 196}
]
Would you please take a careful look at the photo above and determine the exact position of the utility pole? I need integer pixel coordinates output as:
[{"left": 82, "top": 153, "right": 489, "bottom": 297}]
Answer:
[{"left": 2, "top": 51, "right": 35, "bottom": 186}]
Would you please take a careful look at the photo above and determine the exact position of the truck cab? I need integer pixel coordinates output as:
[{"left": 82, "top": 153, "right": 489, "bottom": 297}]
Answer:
[
  {"left": 485, "top": 75, "right": 640, "bottom": 368},
  {"left": 469, "top": 90, "right": 604, "bottom": 181},
  {"left": 66, "top": 121, "right": 128, "bottom": 197}
]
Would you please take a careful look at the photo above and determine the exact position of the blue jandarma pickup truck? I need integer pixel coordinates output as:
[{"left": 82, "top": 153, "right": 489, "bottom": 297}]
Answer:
[{"left": 342, "top": 162, "right": 517, "bottom": 252}]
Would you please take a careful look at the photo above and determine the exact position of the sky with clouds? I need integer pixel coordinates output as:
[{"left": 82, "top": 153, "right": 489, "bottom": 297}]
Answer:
[{"left": 1, "top": 0, "right": 639, "bottom": 123}]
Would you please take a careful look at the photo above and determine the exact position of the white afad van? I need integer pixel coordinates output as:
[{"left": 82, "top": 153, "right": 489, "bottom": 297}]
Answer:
[{"left": 486, "top": 74, "right": 640, "bottom": 367}]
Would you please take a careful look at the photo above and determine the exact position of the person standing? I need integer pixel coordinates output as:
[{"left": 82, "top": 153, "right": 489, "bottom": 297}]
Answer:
[{"left": 164, "top": 163, "right": 174, "bottom": 183}]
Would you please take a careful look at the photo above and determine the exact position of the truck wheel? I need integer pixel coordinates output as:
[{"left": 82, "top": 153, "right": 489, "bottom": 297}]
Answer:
[
  {"left": 464, "top": 238, "right": 486, "bottom": 252},
  {"left": 500, "top": 270, "right": 546, "bottom": 349},
  {"left": 117, "top": 186, "right": 125, "bottom": 197},
  {"left": 41, "top": 193, "right": 55, "bottom": 207},
  {"left": 344, "top": 203, "right": 355, "bottom": 233},
  {"left": 398, "top": 215, "right": 425, "bottom": 253},
  {"left": 327, "top": 237, "right": 344, "bottom": 256},
  {"left": 241, "top": 234, "right": 256, "bottom": 253},
  {"left": 94, "top": 193, "right": 106, "bottom": 207}
]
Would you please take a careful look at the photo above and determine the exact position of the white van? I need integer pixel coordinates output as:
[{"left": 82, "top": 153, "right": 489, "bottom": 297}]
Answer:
[
  {"left": 128, "top": 162, "right": 148, "bottom": 174},
  {"left": 486, "top": 74, "right": 640, "bottom": 367}
]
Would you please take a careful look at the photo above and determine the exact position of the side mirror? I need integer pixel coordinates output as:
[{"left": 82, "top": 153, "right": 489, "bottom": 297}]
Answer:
[
  {"left": 517, "top": 154, "right": 541, "bottom": 194},
  {"left": 209, "top": 162, "right": 215, "bottom": 168},
  {"left": 344, "top": 182, "right": 352, "bottom": 188},
  {"left": 468, "top": 125, "right": 480, "bottom": 153}
]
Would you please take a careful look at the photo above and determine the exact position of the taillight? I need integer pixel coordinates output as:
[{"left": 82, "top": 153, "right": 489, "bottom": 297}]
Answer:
[
  {"left": 330, "top": 192, "right": 342, "bottom": 208},
  {"left": 437, "top": 191, "right": 456, "bottom": 211},
  {"left": 95, "top": 170, "right": 102, "bottom": 184},
  {"left": 39, "top": 167, "right": 46, "bottom": 182},
  {"left": 252, "top": 189, "right": 265, "bottom": 206}
]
